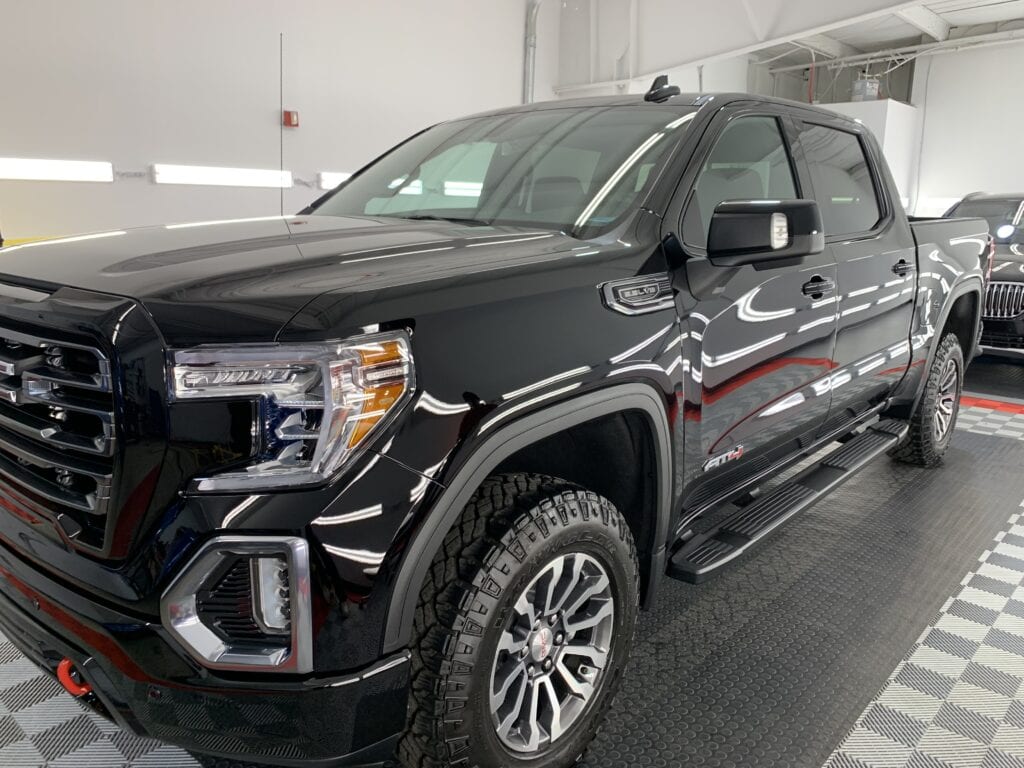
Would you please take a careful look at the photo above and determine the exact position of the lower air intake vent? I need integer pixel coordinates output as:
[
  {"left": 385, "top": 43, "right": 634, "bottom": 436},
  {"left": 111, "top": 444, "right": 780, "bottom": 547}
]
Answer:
[
  {"left": 982, "top": 330, "right": 1024, "bottom": 350},
  {"left": 195, "top": 558, "right": 283, "bottom": 646}
]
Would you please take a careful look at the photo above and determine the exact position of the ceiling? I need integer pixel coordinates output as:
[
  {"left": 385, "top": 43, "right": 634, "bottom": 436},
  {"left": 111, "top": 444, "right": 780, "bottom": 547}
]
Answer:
[{"left": 752, "top": 0, "right": 1024, "bottom": 71}]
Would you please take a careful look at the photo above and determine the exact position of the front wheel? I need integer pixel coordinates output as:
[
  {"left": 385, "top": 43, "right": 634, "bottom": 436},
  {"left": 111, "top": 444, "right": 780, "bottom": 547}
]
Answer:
[
  {"left": 399, "top": 473, "right": 639, "bottom": 768},
  {"left": 891, "top": 332, "right": 964, "bottom": 466}
]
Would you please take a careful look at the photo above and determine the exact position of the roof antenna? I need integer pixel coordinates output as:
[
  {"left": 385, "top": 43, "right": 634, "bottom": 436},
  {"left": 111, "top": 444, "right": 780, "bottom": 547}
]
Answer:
[{"left": 644, "top": 75, "right": 680, "bottom": 103}]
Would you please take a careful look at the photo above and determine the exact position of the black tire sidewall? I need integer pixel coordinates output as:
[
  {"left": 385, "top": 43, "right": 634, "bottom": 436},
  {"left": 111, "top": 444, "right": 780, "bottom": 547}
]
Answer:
[
  {"left": 922, "top": 334, "right": 964, "bottom": 455},
  {"left": 446, "top": 497, "right": 638, "bottom": 767}
]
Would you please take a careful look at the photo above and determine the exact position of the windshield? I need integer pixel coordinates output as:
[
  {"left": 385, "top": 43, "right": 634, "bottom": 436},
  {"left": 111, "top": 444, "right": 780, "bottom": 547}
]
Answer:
[
  {"left": 948, "top": 198, "right": 1024, "bottom": 240},
  {"left": 310, "top": 106, "right": 697, "bottom": 237}
]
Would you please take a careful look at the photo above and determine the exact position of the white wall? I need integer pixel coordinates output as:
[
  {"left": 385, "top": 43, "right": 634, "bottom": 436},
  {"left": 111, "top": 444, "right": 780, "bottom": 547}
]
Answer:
[
  {"left": 827, "top": 99, "right": 921, "bottom": 209},
  {"left": 0, "top": 0, "right": 540, "bottom": 239},
  {"left": 912, "top": 43, "right": 1024, "bottom": 216},
  {"left": 556, "top": 53, "right": 752, "bottom": 98}
]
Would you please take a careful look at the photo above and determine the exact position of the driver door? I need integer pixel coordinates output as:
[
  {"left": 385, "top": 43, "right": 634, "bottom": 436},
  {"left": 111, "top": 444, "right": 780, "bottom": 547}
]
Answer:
[{"left": 670, "top": 108, "right": 839, "bottom": 502}]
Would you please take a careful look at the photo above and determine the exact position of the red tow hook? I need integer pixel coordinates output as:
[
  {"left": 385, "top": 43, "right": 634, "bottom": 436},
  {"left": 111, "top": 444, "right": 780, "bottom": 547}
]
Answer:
[{"left": 56, "top": 658, "right": 93, "bottom": 697}]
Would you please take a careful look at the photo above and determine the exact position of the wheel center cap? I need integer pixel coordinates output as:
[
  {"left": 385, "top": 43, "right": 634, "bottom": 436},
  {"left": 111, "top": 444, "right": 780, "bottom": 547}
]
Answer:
[{"left": 530, "top": 627, "right": 554, "bottom": 662}]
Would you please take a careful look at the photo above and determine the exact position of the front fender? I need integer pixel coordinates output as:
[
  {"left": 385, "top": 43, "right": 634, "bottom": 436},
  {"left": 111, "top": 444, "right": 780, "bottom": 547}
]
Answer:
[{"left": 380, "top": 382, "right": 673, "bottom": 654}]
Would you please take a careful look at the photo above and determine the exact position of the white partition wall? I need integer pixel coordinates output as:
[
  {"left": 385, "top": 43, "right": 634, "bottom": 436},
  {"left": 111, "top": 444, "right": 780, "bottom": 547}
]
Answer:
[
  {"left": 911, "top": 44, "right": 1024, "bottom": 216},
  {"left": 826, "top": 99, "right": 922, "bottom": 212},
  {"left": 0, "top": 0, "right": 556, "bottom": 240}
]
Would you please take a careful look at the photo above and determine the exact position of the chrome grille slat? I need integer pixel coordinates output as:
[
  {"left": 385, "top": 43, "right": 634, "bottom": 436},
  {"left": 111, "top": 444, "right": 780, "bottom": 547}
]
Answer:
[
  {"left": 0, "top": 401, "right": 113, "bottom": 456},
  {"left": 0, "top": 378, "right": 19, "bottom": 404},
  {"left": 23, "top": 367, "right": 110, "bottom": 392},
  {"left": 0, "top": 323, "right": 116, "bottom": 546},
  {"left": 0, "top": 451, "right": 107, "bottom": 513},
  {"left": 0, "top": 425, "right": 110, "bottom": 479},
  {"left": 0, "top": 348, "right": 44, "bottom": 376},
  {"left": 984, "top": 281, "right": 1024, "bottom": 319},
  {"left": 21, "top": 387, "right": 114, "bottom": 421}
]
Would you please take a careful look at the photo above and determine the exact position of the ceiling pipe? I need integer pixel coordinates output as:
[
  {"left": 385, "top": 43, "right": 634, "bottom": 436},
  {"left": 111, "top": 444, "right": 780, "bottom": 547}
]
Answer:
[
  {"left": 769, "top": 27, "right": 1024, "bottom": 73},
  {"left": 523, "top": 0, "right": 544, "bottom": 104}
]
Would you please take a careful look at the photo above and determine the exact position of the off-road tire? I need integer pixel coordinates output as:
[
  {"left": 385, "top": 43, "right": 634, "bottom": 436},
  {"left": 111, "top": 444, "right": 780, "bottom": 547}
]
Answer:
[
  {"left": 397, "top": 473, "right": 639, "bottom": 768},
  {"left": 891, "top": 332, "right": 964, "bottom": 466}
]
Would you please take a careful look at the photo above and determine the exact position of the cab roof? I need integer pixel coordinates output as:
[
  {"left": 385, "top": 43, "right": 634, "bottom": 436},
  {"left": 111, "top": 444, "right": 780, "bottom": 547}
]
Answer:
[
  {"left": 961, "top": 192, "right": 1024, "bottom": 202},
  {"left": 458, "top": 92, "right": 862, "bottom": 126}
]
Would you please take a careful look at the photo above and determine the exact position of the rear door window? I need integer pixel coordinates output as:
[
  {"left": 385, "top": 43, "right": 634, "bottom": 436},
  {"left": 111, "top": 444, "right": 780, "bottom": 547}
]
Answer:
[{"left": 799, "top": 125, "right": 881, "bottom": 236}]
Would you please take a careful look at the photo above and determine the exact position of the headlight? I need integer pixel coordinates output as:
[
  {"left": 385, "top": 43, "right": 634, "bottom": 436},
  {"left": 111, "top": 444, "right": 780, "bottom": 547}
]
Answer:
[{"left": 170, "top": 331, "right": 413, "bottom": 491}]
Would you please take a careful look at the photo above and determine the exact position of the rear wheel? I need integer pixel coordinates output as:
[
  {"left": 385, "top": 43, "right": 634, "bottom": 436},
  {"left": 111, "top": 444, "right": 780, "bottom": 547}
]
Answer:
[
  {"left": 891, "top": 332, "right": 964, "bottom": 466},
  {"left": 398, "top": 473, "right": 639, "bottom": 768}
]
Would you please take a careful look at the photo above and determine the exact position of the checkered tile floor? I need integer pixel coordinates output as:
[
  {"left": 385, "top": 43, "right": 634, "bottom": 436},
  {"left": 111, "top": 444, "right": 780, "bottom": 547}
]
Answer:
[
  {"left": 825, "top": 503, "right": 1024, "bottom": 768},
  {"left": 1, "top": 403, "right": 1023, "bottom": 767},
  {"left": 957, "top": 404, "right": 1024, "bottom": 442},
  {"left": 0, "top": 647, "right": 197, "bottom": 767}
]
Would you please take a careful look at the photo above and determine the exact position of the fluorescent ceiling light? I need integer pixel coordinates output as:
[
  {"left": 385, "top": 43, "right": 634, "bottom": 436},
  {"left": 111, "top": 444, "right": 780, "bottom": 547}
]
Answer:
[
  {"left": 152, "top": 164, "right": 292, "bottom": 188},
  {"left": 319, "top": 172, "right": 351, "bottom": 190},
  {"left": 0, "top": 157, "right": 113, "bottom": 182},
  {"left": 444, "top": 181, "right": 482, "bottom": 197}
]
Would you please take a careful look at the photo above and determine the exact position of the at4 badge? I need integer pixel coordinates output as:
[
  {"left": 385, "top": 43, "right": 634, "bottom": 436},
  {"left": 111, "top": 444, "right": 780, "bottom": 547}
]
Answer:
[{"left": 703, "top": 445, "right": 745, "bottom": 472}]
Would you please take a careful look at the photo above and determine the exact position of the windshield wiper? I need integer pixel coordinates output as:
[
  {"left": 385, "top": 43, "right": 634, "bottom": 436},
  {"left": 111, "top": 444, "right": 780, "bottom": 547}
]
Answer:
[{"left": 391, "top": 214, "right": 492, "bottom": 226}]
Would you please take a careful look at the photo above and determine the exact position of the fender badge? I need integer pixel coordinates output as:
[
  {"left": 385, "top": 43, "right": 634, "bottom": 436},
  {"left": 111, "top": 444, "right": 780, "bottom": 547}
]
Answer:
[
  {"left": 702, "top": 445, "right": 745, "bottom": 472},
  {"left": 601, "top": 274, "right": 674, "bottom": 316}
]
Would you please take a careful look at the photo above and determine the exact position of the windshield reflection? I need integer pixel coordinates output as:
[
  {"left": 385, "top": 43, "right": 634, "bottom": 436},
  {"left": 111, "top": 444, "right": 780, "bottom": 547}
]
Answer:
[{"left": 310, "top": 107, "right": 696, "bottom": 238}]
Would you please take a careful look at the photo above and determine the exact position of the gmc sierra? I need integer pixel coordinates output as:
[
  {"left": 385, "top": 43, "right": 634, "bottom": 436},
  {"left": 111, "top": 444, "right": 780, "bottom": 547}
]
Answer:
[
  {"left": 0, "top": 83, "right": 990, "bottom": 768},
  {"left": 945, "top": 193, "right": 1024, "bottom": 359}
]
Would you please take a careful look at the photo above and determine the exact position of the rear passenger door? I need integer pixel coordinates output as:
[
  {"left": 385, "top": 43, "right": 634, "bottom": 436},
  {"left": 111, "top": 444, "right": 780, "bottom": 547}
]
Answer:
[{"left": 793, "top": 116, "right": 917, "bottom": 434}]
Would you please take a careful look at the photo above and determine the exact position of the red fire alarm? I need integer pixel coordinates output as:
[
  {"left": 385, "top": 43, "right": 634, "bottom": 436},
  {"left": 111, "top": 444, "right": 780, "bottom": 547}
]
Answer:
[{"left": 282, "top": 110, "right": 299, "bottom": 128}]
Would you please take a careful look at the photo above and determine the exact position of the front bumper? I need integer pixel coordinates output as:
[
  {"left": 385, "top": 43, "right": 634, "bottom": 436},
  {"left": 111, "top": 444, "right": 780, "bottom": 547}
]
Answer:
[
  {"left": 0, "top": 540, "right": 409, "bottom": 767},
  {"left": 980, "top": 315, "right": 1024, "bottom": 361}
]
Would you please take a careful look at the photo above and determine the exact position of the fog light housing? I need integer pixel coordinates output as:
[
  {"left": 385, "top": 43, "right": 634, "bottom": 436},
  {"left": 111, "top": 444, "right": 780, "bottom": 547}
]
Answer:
[
  {"left": 161, "top": 536, "right": 311, "bottom": 673},
  {"left": 253, "top": 555, "right": 291, "bottom": 634}
]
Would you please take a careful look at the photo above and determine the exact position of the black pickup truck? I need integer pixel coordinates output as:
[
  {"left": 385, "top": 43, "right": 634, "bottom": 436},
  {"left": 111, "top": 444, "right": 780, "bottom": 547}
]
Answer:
[{"left": 0, "top": 85, "right": 990, "bottom": 768}]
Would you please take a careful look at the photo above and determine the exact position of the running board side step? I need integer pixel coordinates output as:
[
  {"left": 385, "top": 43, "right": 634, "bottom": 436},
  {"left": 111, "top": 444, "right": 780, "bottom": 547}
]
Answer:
[{"left": 667, "top": 419, "right": 909, "bottom": 584}]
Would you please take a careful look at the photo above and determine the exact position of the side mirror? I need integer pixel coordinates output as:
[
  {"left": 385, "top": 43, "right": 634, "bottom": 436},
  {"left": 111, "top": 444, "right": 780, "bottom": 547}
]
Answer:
[{"left": 707, "top": 199, "right": 825, "bottom": 267}]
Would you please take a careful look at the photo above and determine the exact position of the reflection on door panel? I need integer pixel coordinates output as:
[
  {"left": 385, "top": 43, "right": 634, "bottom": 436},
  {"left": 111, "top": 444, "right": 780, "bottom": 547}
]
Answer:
[
  {"left": 676, "top": 114, "right": 838, "bottom": 496},
  {"left": 799, "top": 123, "right": 915, "bottom": 432}
]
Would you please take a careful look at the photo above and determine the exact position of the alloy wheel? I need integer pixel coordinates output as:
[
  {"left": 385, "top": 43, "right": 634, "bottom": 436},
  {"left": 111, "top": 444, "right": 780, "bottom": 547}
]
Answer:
[
  {"left": 933, "top": 356, "right": 960, "bottom": 442},
  {"left": 488, "top": 552, "right": 615, "bottom": 754}
]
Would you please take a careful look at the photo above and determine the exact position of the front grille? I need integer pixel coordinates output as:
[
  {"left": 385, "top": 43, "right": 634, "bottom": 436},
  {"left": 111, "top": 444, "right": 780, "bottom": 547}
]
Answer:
[
  {"left": 984, "top": 282, "right": 1024, "bottom": 319},
  {"left": 982, "top": 330, "right": 1024, "bottom": 350},
  {"left": 0, "top": 325, "right": 115, "bottom": 550}
]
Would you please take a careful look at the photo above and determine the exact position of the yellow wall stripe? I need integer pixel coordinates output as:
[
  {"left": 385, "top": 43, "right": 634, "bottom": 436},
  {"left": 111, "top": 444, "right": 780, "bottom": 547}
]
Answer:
[{"left": 2, "top": 237, "right": 50, "bottom": 246}]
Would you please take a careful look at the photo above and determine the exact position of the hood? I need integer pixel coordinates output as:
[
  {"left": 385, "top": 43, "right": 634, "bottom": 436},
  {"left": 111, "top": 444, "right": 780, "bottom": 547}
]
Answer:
[
  {"left": 990, "top": 243, "right": 1024, "bottom": 282},
  {"left": 0, "top": 215, "right": 581, "bottom": 345}
]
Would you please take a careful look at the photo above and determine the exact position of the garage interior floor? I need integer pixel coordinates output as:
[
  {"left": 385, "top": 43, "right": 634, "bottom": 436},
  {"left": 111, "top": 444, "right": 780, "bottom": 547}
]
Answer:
[{"left": 0, "top": 360, "right": 1022, "bottom": 768}]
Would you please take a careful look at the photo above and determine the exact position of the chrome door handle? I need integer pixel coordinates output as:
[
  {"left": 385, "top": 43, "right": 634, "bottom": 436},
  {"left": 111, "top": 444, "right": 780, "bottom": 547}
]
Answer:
[{"left": 802, "top": 276, "right": 836, "bottom": 298}]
